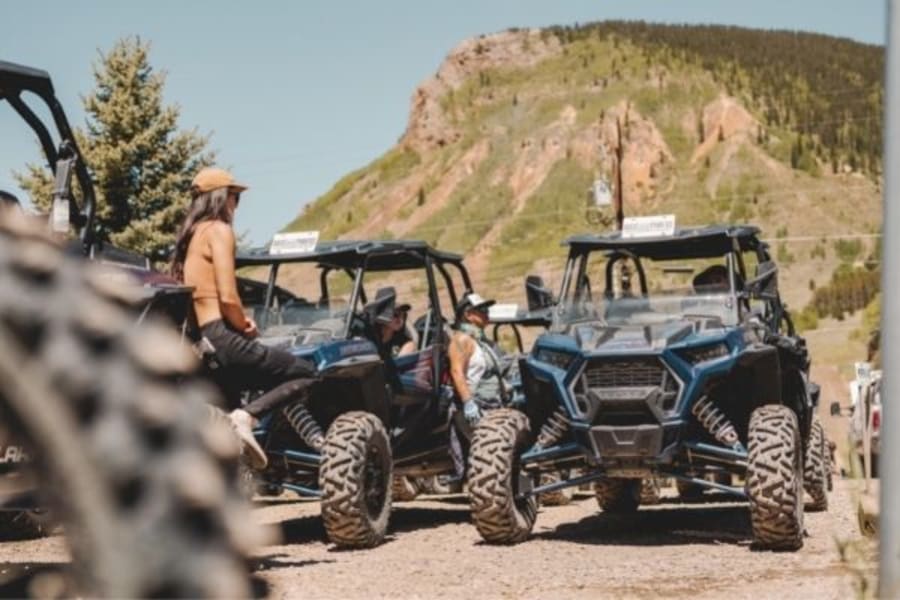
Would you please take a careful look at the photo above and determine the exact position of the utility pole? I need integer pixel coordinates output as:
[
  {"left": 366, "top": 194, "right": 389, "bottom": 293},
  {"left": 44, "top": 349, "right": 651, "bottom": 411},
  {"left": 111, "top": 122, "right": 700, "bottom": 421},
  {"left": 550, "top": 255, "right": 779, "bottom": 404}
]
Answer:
[
  {"left": 879, "top": 0, "right": 900, "bottom": 596},
  {"left": 614, "top": 117, "right": 624, "bottom": 232}
]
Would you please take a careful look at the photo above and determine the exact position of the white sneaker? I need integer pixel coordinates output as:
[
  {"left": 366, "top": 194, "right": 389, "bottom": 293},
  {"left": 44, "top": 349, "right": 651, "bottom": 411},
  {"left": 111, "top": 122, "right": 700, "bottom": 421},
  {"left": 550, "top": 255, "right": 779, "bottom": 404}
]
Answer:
[{"left": 229, "top": 409, "right": 268, "bottom": 470}]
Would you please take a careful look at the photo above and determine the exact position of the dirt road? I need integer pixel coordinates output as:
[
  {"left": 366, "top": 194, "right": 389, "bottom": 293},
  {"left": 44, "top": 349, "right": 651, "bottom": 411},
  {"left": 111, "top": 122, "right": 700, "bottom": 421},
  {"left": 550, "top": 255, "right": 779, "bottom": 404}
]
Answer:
[
  {"left": 0, "top": 479, "right": 873, "bottom": 598},
  {"left": 250, "top": 479, "right": 870, "bottom": 599}
]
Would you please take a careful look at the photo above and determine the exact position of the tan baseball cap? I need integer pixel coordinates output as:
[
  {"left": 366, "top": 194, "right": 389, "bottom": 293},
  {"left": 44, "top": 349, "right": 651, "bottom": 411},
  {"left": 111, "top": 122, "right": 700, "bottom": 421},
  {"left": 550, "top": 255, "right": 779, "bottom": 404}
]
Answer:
[{"left": 191, "top": 167, "right": 249, "bottom": 194}]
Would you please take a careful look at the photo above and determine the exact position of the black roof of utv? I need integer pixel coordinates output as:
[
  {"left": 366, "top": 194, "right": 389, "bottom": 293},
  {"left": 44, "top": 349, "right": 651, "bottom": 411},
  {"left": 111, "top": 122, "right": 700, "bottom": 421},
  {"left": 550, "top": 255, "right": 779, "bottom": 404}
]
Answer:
[
  {"left": 236, "top": 239, "right": 466, "bottom": 271},
  {"left": 565, "top": 225, "right": 763, "bottom": 260}
]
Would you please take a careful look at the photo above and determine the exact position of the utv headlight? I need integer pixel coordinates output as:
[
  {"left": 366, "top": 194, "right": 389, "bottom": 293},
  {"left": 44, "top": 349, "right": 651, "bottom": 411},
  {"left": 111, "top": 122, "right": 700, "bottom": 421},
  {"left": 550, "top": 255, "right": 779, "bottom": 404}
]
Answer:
[
  {"left": 534, "top": 348, "right": 575, "bottom": 371},
  {"left": 678, "top": 342, "right": 729, "bottom": 365}
]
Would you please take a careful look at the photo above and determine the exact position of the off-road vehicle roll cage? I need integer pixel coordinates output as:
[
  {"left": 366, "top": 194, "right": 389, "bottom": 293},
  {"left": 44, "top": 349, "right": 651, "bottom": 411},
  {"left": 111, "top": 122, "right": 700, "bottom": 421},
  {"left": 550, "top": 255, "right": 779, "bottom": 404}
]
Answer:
[
  {"left": 237, "top": 239, "right": 472, "bottom": 335},
  {"left": 556, "top": 225, "right": 786, "bottom": 328},
  {"left": 234, "top": 238, "right": 483, "bottom": 547},
  {"left": 468, "top": 223, "right": 827, "bottom": 550},
  {"left": 1, "top": 60, "right": 95, "bottom": 251},
  {"left": 1, "top": 60, "right": 191, "bottom": 325}
]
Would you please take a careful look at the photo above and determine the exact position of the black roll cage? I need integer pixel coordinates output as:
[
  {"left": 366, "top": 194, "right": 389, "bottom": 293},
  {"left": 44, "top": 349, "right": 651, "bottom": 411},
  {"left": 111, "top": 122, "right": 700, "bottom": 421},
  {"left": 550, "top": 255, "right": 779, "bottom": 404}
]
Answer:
[
  {"left": 237, "top": 242, "right": 474, "bottom": 341},
  {"left": 1, "top": 61, "right": 96, "bottom": 252},
  {"left": 556, "top": 226, "right": 789, "bottom": 334}
]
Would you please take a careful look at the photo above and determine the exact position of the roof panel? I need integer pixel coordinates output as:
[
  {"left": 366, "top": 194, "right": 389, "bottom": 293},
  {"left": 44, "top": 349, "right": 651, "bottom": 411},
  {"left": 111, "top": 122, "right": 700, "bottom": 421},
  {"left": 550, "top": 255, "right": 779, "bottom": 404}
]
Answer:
[
  {"left": 235, "top": 239, "right": 464, "bottom": 270},
  {"left": 564, "top": 225, "right": 761, "bottom": 259}
]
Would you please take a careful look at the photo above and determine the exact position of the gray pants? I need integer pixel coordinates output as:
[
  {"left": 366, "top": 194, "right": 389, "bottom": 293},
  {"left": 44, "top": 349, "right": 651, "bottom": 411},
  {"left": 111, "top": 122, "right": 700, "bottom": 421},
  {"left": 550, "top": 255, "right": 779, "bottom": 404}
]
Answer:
[{"left": 448, "top": 392, "right": 503, "bottom": 479}]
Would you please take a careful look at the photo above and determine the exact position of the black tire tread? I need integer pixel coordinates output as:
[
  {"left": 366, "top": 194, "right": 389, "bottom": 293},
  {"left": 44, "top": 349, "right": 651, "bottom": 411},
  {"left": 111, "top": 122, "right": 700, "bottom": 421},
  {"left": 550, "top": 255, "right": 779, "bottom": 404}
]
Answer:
[
  {"left": 0, "top": 215, "right": 258, "bottom": 597},
  {"left": 0, "top": 510, "right": 51, "bottom": 540},
  {"left": 594, "top": 477, "right": 640, "bottom": 513},
  {"left": 746, "top": 404, "right": 804, "bottom": 550},
  {"left": 319, "top": 411, "right": 392, "bottom": 548},
  {"left": 538, "top": 471, "right": 574, "bottom": 507},
  {"left": 803, "top": 418, "right": 828, "bottom": 512},
  {"left": 391, "top": 476, "right": 420, "bottom": 502},
  {"left": 468, "top": 409, "right": 536, "bottom": 544},
  {"left": 640, "top": 478, "right": 662, "bottom": 505}
]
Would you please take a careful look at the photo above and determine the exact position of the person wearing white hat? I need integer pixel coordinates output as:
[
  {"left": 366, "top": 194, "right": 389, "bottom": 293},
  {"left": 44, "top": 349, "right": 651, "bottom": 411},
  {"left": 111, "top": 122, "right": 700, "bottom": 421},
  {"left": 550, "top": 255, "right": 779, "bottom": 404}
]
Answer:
[{"left": 445, "top": 292, "right": 512, "bottom": 483}]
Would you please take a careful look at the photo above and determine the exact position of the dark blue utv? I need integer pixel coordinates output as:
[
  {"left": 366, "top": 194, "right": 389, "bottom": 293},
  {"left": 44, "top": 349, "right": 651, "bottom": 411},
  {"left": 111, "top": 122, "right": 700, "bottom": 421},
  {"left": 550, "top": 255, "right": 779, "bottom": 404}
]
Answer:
[
  {"left": 233, "top": 239, "right": 476, "bottom": 548},
  {"left": 467, "top": 225, "right": 829, "bottom": 550}
]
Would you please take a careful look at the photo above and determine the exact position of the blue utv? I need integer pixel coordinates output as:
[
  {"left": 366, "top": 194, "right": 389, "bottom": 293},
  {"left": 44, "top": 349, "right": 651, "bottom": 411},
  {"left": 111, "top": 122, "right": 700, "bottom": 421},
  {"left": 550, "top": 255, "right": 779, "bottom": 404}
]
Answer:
[
  {"left": 467, "top": 225, "right": 828, "bottom": 550},
  {"left": 233, "top": 240, "right": 477, "bottom": 548}
]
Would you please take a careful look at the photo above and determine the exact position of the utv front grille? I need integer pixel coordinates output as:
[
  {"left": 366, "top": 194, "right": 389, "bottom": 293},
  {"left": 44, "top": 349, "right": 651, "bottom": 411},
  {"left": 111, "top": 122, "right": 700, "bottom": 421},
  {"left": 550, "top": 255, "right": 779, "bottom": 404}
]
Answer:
[
  {"left": 584, "top": 359, "right": 664, "bottom": 388},
  {"left": 576, "top": 357, "right": 682, "bottom": 425}
]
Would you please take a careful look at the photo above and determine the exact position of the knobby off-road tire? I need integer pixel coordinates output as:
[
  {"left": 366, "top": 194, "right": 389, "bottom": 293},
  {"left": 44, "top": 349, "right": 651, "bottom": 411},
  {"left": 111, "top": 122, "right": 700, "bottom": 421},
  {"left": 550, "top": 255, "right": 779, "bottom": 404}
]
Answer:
[
  {"left": 746, "top": 404, "right": 804, "bottom": 550},
  {"left": 538, "top": 470, "right": 574, "bottom": 506},
  {"left": 0, "top": 509, "right": 51, "bottom": 540},
  {"left": 319, "top": 411, "right": 392, "bottom": 548},
  {"left": 594, "top": 477, "right": 641, "bottom": 513},
  {"left": 826, "top": 440, "right": 835, "bottom": 492},
  {"left": 803, "top": 417, "right": 828, "bottom": 512},
  {"left": 0, "top": 215, "right": 260, "bottom": 597},
  {"left": 468, "top": 409, "right": 537, "bottom": 544},
  {"left": 640, "top": 478, "right": 662, "bottom": 505},
  {"left": 675, "top": 479, "right": 705, "bottom": 500},
  {"left": 391, "top": 476, "right": 420, "bottom": 502}
]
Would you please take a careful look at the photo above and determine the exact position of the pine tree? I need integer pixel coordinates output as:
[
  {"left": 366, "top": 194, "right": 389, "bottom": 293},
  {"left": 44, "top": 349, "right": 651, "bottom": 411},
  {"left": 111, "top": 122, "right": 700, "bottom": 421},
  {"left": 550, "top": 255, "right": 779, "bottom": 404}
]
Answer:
[{"left": 15, "top": 37, "right": 214, "bottom": 258}]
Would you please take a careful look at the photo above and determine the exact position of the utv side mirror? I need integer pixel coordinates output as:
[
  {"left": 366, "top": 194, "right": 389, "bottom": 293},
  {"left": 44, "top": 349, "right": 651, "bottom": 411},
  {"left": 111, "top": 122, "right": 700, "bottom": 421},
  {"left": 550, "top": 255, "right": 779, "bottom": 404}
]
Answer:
[
  {"left": 526, "top": 275, "right": 555, "bottom": 312},
  {"left": 830, "top": 401, "right": 841, "bottom": 417},
  {"left": 747, "top": 260, "right": 778, "bottom": 298}
]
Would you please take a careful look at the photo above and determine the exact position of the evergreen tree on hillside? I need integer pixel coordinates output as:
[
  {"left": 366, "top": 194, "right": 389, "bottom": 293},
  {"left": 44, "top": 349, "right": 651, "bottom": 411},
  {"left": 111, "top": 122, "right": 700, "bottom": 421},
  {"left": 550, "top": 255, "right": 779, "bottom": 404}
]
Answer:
[
  {"left": 15, "top": 37, "right": 214, "bottom": 257},
  {"left": 547, "top": 21, "right": 884, "bottom": 177}
]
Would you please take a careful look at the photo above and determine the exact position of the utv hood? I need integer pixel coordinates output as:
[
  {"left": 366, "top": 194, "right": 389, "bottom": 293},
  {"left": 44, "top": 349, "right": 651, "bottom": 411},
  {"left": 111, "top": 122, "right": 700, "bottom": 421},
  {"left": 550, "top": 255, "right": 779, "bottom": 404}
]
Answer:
[{"left": 573, "top": 322, "right": 695, "bottom": 352}]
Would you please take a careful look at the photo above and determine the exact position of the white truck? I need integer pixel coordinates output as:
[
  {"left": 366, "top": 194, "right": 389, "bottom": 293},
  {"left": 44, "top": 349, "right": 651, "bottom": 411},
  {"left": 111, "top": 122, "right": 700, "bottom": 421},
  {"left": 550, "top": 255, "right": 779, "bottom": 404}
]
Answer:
[{"left": 848, "top": 362, "right": 881, "bottom": 478}]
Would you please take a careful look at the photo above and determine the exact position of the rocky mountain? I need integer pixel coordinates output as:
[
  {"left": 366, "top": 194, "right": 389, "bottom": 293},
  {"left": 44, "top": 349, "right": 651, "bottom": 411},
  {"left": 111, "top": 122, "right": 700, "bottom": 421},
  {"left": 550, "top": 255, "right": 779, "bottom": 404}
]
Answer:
[{"left": 281, "top": 22, "right": 883, "bottom": 344}]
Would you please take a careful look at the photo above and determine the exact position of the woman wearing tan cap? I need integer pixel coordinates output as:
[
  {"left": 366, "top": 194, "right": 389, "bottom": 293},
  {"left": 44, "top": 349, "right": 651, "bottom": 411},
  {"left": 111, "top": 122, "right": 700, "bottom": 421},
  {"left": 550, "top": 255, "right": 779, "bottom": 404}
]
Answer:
[{"left": 171, "top": 167, "right": 318, "bottom": 469}]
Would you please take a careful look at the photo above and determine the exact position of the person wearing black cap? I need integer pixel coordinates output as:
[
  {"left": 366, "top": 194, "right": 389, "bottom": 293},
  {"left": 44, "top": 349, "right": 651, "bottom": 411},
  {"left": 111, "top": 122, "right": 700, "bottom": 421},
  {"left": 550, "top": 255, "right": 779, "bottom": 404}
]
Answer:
[
  {"left": 356, "top": 287, "right": 415, "bottom": 392},
  {"left": 692, "top": 264, "right": 730, "bottom": 294},
  {"left": 364, "top": 287, "right": 415, "bottom": 359}
]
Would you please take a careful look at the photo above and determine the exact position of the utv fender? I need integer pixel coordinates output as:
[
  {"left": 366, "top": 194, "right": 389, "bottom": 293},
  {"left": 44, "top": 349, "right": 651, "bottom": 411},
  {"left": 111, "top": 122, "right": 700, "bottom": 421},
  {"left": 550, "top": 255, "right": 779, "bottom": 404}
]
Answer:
[
  {"left": 312, "top": 360, "right": 391, "bottom": 430},
  {"left": 521, "top": 357, "right": 576, "bottom": 434},
  {"left": 735, "top": 343, "right": 782, "bottom": 408}
]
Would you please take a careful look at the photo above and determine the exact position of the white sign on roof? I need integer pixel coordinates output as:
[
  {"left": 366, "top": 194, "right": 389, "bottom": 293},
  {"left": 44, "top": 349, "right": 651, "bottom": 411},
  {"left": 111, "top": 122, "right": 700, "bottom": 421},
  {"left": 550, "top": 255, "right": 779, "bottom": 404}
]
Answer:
[
  {"left": 621, "top": 215, "right": 676, "bottom": 239},
  {"left": 489, "top": 303, "right": 519, "bottom": 320},
  {"left": 270, "top": 231, "right": 320, "bottom": 255}
]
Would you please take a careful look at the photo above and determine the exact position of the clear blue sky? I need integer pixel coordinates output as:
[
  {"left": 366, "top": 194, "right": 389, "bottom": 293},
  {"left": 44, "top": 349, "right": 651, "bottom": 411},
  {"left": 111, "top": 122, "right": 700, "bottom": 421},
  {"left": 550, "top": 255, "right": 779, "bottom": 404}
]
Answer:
[{"left": 0, "top": 0, "right": 886, "bottom": 244}]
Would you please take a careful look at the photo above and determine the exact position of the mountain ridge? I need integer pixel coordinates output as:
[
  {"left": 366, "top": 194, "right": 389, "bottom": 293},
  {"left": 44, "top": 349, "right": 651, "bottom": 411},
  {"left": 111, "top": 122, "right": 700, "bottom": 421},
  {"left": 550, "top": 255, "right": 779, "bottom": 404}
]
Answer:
[{"left": 281, "top": 21, "right": 883, "bottom": 330}]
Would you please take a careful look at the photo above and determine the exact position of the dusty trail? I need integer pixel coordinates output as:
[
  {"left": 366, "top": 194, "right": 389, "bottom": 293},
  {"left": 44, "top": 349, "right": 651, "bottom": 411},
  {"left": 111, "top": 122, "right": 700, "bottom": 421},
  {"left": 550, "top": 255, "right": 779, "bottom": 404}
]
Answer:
[
  {"left": 250, "top": 480, "right": 865, "bottom": 599},
  {"left": 0, "top": 480, "right": 870, "bottom": 598}
]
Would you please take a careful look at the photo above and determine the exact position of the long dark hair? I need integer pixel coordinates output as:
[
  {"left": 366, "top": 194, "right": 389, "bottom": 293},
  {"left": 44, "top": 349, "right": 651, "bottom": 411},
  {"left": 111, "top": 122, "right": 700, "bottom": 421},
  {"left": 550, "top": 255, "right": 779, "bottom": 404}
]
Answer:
[{"left": 170, "top": 186, "right": 232, "bottom": 281}]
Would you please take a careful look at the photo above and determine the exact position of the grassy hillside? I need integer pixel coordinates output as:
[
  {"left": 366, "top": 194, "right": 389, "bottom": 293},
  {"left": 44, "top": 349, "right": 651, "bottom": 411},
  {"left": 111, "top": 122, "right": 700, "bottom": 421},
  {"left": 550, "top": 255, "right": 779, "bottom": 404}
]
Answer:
[{"left": 280, "top": 22, "right": 883, "bottom": 354}]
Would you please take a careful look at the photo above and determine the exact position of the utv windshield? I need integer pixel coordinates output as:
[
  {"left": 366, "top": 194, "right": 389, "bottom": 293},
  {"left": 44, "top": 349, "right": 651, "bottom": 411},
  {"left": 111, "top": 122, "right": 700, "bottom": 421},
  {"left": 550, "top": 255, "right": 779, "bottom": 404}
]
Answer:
[
  {"left": 239, "top": 261, "right": 357, "bottom": 344},
  {"left": 551, "top": 252, "right": 741, "bottom": 333}
]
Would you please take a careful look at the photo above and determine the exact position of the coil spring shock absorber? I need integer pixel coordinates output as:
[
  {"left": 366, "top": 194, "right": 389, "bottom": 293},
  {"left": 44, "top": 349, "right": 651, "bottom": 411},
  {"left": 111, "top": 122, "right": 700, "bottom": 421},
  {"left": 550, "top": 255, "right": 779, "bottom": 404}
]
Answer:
[
  {"left": 691, "top": 395, "right": 743, "bottom": 450},
  {"left": 536, "top": 408, "right": 570, "bottom": 448},
  {"left": 283, "top": 402, "right": 325, "bottom": 451}
]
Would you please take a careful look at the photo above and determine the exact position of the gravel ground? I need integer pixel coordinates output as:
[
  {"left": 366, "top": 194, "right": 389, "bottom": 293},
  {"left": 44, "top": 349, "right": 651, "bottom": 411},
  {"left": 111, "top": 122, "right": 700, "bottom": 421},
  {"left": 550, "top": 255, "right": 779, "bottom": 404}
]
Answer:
[
  {"left": 250, "top": 478, "right": 872, "bottom": 599},
  {"left": 0, "top": 474, "right": 873, "bottom": 599}
]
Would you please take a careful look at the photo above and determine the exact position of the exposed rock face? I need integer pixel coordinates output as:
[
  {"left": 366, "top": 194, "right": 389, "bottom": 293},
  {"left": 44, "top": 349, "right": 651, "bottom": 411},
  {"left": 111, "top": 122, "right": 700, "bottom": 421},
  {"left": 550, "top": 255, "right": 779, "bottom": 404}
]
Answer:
[
  {"left": 691, "top": 95, "right": 759, "bottom": 164},
  {"left": 401, "top": 30, "right": 561, "bottom": 153},
  {"left": 596, "top": 102, "right": 674, "bottom": 205}
]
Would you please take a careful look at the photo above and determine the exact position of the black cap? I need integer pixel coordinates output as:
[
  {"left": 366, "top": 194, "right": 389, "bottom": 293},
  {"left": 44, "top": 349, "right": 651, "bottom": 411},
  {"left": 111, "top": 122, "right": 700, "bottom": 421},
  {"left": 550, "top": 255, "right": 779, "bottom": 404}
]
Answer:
[{"left": 365, "top": 287, "right": 410, "bottom": 325}]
